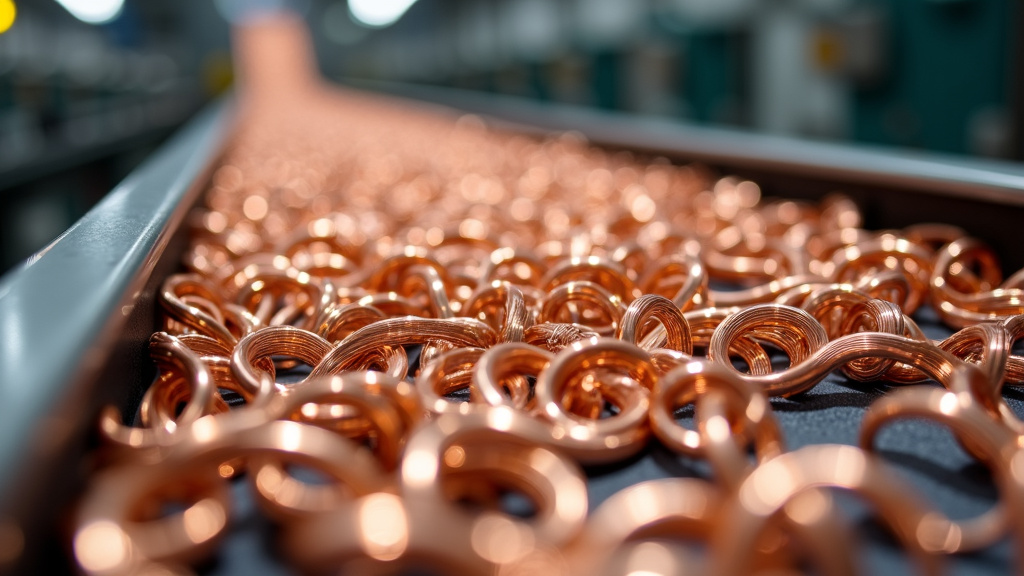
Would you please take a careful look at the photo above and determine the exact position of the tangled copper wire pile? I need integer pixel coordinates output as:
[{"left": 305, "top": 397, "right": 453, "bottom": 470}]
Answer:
[{"left": 72, "top": 80, "right": 1024, "bottom": 576}]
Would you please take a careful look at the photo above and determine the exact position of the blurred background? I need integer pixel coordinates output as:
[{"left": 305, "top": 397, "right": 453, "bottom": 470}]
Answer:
[{"left": 0, "top": 0, "right": 1020, "bottom": 273}]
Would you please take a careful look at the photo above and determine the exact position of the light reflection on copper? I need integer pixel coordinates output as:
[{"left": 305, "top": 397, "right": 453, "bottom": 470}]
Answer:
[
  {"left": 471, "top": 514, "right": 536, "bottom": 565},
  {"left": 357, "top": 493, "right": 409, "bottom": 561},
  {"left": 74, "top": 521, "right": 131, "bottom": 573},
  {"left": 182, "top": 498, "right": 228, "bottom": 544}
]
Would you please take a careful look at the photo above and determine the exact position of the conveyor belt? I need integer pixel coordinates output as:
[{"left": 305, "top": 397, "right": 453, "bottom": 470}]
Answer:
[{"left": 1, "top": 83, "right": 1022, "bottom": 574}]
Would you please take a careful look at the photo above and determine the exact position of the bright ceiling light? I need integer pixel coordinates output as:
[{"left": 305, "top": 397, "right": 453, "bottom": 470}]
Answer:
[
  {"left": 348, "top": 0, "right": 417, "bottom": 28},
  {"left": 0, "top": 0, "right": 15, "bottom": 34},
  {"left": 55, "top": 0, "right": 124, "bottom": 25}
]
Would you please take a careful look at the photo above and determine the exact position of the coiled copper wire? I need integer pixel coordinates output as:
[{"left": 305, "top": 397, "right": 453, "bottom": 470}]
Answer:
[{"left": 71, "top": 17, "right": 1024, "bottom": 576}]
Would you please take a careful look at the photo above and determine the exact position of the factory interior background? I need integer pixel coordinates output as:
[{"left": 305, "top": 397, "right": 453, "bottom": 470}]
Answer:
[{"left": 0, "top": 0, "right": 1019, "bottom": 273}]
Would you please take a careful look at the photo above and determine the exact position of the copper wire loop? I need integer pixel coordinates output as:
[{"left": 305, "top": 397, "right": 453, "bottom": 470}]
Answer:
[{"left": 73, "top": 23, "right": 1024, "bottom": 576}]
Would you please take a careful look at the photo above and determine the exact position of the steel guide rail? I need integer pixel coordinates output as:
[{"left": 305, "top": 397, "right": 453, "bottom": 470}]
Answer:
[
  {"left": 0, "top": 99, "right": 232, "bottom": 574},
  {"left": 1, "top": 86, "right": 1023, "bottom": 573}
]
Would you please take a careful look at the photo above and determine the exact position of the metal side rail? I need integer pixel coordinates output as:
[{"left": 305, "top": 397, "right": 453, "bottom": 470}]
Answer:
[{"left": 0, "top": 99, "right": 232, "bottom": 574}]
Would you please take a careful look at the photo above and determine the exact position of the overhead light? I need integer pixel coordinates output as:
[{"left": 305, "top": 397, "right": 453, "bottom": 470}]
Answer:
[
  {"left": 348, "top": 0, "right": 417, "bottom": 29},
  {"left": 0, "top": 0, "right": 15, "bottom": 34},
  {"left": 55, "top": 0, "right": 124, "bottom": 25}
]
